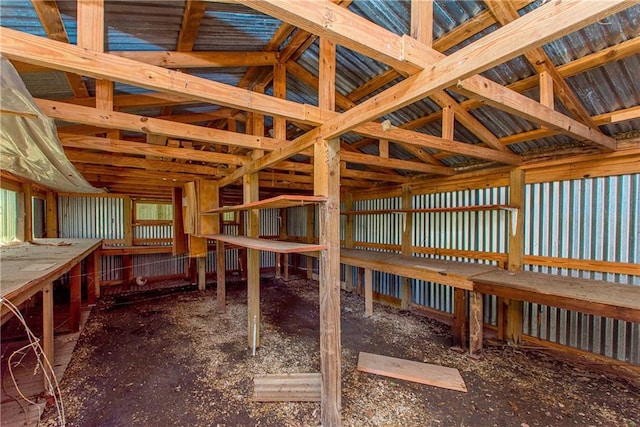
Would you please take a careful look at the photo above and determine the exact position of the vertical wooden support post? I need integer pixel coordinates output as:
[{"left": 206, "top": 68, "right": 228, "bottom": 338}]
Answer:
[
  {"left": 316, "top": 37, "right": 341, "bottom": 427},
  {"left": 93, "top": 250, "right": 101, "bottom": 299},
  {"left": 273, "top": 62, "right": 288, "bottom": 280},
  {"left": 42, "top": 281, "right": 54, "bottom": 388},
  {"left": 344, "top": 194, "right": 354, "bottom": 292},
  {"left": 245, "top": 171, "right": 260, "bottom": 349},
  {"left": 539, "top": 71, "right": 554, "bottom": 109},
  {"left": 70, "top": 262, "right": 82, "bottom": 332},
  {"left": 19, "top": 182, "right": 33, "bottom": 242},
  {"left": 400, "top": 185, "right": 413, "bottom": 309},
  {"left": 86, "top": 249, "right": 97, "bottom": 304},
  {"left": 45, "top": 191, "right": 58, "bottom": 238},
  {"left": 379, "top": 139, "right": 389, "bottom": 158},
  {"left": 469, "top": 291, "right": 483, "bottom": 355},
  {"left": 123, "top": 196, "right": 133, "bottom": 247},
  {"left": 172, "top": 186, "right": 188, "bottom": 256},
  {"left": 246, "top": 85, "right": 264, "bottom": 350},
  {"left": 506, "top": 169, "right": 525, "bottom": 345},
  {"left": 306, "top": 204, "right": 315, "bottom": 279},
  {"left": 122, "top": 255, "right": 133, "bottom": 290},
  {"left": 198, "top": 257, "right": 206, "bottom": 291},
  {"left": 216, "top": 240, "right": 226, "bottom": 312},
  {"left": 238, "top": 212, "right": 248, "bottom": 280},
  {"left": 452, "top": 288, "right": 467, "bottom": 349},
  {"left": 78, "top": 0, "right": 118, "bottom": 140},
  {"left": 198, "top": 180, "right": 220, "bottom": 291},
  {"left": 411, "top": 0, "right": 434, "bottom": 47},
  {"left": 364, "top": 268, "right": 373, "bottom": 317}
]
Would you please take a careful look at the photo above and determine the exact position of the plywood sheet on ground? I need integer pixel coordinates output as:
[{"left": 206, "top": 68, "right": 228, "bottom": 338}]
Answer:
[{"left": 357, "top": 352, "right": 467, "bottom": 392}]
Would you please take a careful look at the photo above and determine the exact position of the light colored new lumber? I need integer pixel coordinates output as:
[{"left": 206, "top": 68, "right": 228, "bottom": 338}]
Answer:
[
  {"left": 357, "top": 352, "right": 467, "bottom": 392},
  {"left": 252, "top": 373, "right": 321, "bottom": 402},
  {"left": 202, "top": 195, "right": 326, "bottom": 214},
  {"left": 0, "top": 27, "right": 322, "bottom": 125},
  {"left": 204, "top": 235, "right": 326, "bottom": 254},
  {"left": 111, "top": 50, "right": 278, "bottom": 68}
]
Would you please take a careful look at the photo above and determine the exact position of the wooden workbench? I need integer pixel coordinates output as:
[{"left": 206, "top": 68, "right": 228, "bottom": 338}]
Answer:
[{"left": 1, "top": 238, "right": 102, "bottom": 386}]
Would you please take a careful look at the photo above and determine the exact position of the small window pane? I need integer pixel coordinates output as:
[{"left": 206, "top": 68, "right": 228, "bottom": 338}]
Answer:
[{"left": 136, "top": 202, "right": 173, "bottom": 221}]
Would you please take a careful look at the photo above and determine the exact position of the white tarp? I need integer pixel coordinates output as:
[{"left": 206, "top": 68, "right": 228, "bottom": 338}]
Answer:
[{"left": 0, "top": 56, "right": 103, "bottom": 193}]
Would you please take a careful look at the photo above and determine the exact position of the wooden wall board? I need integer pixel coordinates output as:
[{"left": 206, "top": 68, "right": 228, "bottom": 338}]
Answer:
[{"left": 357, "top": 352, "right": 467, "bottom": 392}]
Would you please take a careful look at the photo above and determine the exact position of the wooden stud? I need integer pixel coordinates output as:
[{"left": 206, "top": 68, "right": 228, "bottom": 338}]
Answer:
[
  {"left": 19, "top": 183, "right": 33, "bottom": 243},
  {"left": 411, "top": 0, "right": 433, "bottom": 47},
  {"left": 400, "top": 185, "right": 413, "bottom": 309},
  {"left": 216, "top": 240, "right": 226, "bottom": 312},
  {"left": 45, "top": 191, "right": 58, "bottom": 238},
  {"left": 69, "top": 262, "right": 82, "bottom": 332},
  {"left": 469, "top": 291, "right": 483, "bottom": 355},
  {"left": 86, "top": 248, "right": 96, "bottom": 304},
  {"left": 506, "top": 169, "right": 525, "bottom": 345},
  {"left": 122, "top": 255, "right": 133, "bottom": 290},
  {"left": 306, "top": 204, "right": 315, "bottom": 279},
  {"left": 172, "top": 187, "right": 188, "bottom": 256},
  {"left": 364, "top": 268, "right": 373, "bottom": 317},
  {"left": 452, "top": 288, "right": 467, "bottom": 350},
  {"left": 198, "top": 256, "right": 206, "bottom": 291},
  {"left": 316, "top": 37, "right": 341, "bottom": 427},
  {"left": 42, "top": 281, "right": 54, "bottom": 388},
  {"left": 123, "top": 195, "right": 133, "bottom": 246},
  {"left": 539, "top": 70, "right": 554, "bottom": 109},
  {"left": 379, "top": 139, "right": 389, "bottom": 158}
]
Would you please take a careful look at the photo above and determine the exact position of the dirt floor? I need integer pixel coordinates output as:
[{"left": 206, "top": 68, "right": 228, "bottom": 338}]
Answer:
[{"left": 41, "top": 277, "right": 639, "bottom": 427}]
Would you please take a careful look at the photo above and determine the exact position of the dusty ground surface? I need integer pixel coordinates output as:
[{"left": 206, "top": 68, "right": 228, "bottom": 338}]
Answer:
[{"left": 42, "top": 277, "right": 639, "bottom": 427}]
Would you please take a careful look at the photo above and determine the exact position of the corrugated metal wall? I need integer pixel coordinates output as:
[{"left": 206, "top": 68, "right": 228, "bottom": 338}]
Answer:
[
  {"left": 342, "top": 175, "right": 639, "bottom": 364},
  {"left": 0, "top": 189, "right": 18, "bottom": 242},
  {"left": 522, "top": 175, "right": 640, "bottom": 364},
  {"left": 58, "top": 196, "right": 125, "bottom": 240}
]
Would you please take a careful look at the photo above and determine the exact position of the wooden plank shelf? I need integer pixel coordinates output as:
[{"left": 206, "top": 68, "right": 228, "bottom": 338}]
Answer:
[
  {"left": 341, "top": 204, "right": 517, "bottom": 215},
  {"left": 202, "top": 194, "right": 326, "bottom": 214},
  {"left": 203, "top": 234, "right": 326, "bottom": 254},
  {"left": 472, "top": 269, "right": 640, "bottom": 324}
]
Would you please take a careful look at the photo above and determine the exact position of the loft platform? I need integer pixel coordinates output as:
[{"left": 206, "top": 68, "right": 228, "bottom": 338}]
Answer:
[
  {"left": 203, "top": 234, "right": 326, "bottom": 254},
  {"left": 202, "top": 195, "right": 326, "bottom": 214}
]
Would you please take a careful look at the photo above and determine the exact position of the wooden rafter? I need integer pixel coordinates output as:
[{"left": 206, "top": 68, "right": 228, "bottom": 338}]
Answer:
[
  {"left": 485, "top": 0, "right": 600, "bottom": 129},
  {"left": 110, "top": 51, "right": 278, "bottom": 68},
  {"left": 30, "top": 0, "right": 89, "bottom": 98},
  {"left": 177, "top": 0, "right": 207, "bottom": 51},
  {"left": 36, "top": 99, "right": 282, "bottom": 151}
]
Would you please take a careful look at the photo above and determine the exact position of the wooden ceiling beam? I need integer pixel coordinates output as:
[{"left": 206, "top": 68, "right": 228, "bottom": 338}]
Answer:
[
  {"left": 228, "top": 0, "right": 421, "bottom": 75},
  {"left": 321, "top": 1, "right": 629, "bottom": 141},
  {"left": 74, "top": 164, "right": 204, "bottom": 183},
  {"left": 454, "top": 77, "right": 617, "bottom": 151},
  {"left": 111, "top": 51, "right": 278, "bottom": 68},
  {"left": 177, "top": 0, "right": 207, "bottom": 51},
  {"left": 30, "top": 0, "right": 90, "bottom": 98},
  {"left": 58, "top": 133, "right": 247, "bottom": 166},
  {"left": 65, "top": 149, "right": 225, "bottom": 176},
  {"left": 485, "top": 0, "right": 599, "bottom": 130},
  {"left": 0, "top": 27, "right": 323, "bottom": 126},
  {"left": 36, "top": 99, "right": 281, "bottom": 151},
  {"left": 340, "top": 151, "right": 453, "bottom": 175}
]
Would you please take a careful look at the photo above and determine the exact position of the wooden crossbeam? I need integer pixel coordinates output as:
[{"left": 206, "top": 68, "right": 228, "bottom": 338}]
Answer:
[
  {"left": 36, "top": 99, "right": 281, "bottom": 151},
  {"left": 111, "top": 51, "right": 278, "bottom": 68},
  {"left": 30, "top": 0, "right": 89, "bottom": 98},
  {"left": 59, "top": 133, "right": 247, "bottom": 166},
  {"left": 0, "top": 27, "right": 323, "bottom": 126}
]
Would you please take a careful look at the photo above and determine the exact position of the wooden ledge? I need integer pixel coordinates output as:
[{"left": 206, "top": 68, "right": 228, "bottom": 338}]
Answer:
[
  {"left": 203, "top": 234, "right": 325, "bottom": 254},
  {"left": 202, "top": 194, "right": 326, "bottom": 214}
]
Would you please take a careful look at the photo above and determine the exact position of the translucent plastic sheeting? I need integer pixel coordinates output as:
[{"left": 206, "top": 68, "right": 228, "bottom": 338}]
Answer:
[{"left": 0, "top": 56, "right": 102, "bottom": 194}]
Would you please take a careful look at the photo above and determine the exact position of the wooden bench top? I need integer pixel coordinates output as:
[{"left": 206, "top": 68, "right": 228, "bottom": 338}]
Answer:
[
  {"left": 472, "top": 269, "right": 640, "bottom": 324},
  {"left": 340, "top": 248, "right": 498, "bottom": 290}
]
